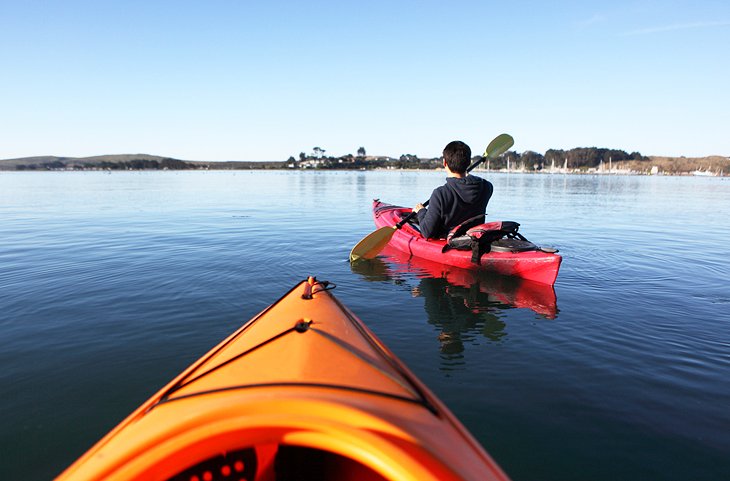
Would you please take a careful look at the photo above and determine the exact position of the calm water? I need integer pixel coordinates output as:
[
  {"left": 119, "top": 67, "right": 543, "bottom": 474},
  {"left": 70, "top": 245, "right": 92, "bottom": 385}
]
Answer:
[{"left": 2, "top": 171, "right": 729, "bottom": 480}]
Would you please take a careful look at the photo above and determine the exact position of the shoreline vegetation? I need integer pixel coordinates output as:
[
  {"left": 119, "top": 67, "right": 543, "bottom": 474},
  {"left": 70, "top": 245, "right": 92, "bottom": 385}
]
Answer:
[{"left": 1, "top": 147, "right": 728, "bottom": 176}]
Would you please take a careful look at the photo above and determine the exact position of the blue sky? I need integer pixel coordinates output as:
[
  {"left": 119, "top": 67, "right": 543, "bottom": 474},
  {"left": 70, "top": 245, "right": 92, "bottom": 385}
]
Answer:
[{"left": 1, "top": 0, "right": 728, "bottom": 161}]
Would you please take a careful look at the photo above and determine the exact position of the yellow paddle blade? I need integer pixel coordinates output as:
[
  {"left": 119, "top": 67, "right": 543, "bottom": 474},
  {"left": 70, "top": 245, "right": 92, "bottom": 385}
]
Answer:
[
  {"left": 483, "top": 133, "right": 514, "bottom": 159},
  {"left": 349, "top": 226, "right": 397, "bottom": 262}
]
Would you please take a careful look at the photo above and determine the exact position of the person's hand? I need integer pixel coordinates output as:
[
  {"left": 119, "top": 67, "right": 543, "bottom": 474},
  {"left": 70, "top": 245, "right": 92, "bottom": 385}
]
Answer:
[{"left": 414, "top": 203, "right": 425, "bottom": 213}]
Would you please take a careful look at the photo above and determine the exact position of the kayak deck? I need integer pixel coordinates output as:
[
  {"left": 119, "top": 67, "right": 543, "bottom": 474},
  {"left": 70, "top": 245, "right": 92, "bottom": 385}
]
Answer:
[{"left": 57, "top": 277, "right": 510, "bottom": 481}]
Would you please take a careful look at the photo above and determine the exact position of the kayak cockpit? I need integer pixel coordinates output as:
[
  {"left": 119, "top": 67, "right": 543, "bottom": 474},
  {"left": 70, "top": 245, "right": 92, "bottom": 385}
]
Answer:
[{"left": 168, "top": 444, "right": 388, "bottom": 481}]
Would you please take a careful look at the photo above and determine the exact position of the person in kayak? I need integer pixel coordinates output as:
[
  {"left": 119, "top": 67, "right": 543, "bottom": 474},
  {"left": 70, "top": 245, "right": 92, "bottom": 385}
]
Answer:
[{"left": 413, "top": 140, "right": 493, "bottom": 239}]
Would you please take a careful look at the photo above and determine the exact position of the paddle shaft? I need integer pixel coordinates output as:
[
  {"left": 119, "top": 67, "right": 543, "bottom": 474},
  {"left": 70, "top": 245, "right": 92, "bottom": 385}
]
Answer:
[{"left": 394, "top": 156, "right": 488, "bottom": 229}]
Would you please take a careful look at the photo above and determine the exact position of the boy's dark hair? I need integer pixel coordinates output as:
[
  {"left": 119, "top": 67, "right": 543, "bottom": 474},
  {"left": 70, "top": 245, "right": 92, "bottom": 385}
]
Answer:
[{"left": 443, "top": 141, "right": 471, "bottom": 174}]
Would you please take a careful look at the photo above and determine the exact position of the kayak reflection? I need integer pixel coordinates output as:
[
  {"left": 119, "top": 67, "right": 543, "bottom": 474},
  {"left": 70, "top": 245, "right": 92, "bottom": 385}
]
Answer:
[{"left": 351, "top": 245, "right": 558, "bottom": 355}]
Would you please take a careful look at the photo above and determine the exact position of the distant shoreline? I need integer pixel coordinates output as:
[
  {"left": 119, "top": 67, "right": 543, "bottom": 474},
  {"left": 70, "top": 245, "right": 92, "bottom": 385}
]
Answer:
[
  {"left": 1, "top": 152, "right": 728, "bottom": 176},
  {"left": 2, "top": 167, "right": 727, "bottom": 177}
]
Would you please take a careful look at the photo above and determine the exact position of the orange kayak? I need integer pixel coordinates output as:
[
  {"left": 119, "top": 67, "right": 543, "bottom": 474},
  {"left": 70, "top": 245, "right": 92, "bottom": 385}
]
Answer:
[{"left": 57, "top": 277, "right": 511, "bottom": 481}]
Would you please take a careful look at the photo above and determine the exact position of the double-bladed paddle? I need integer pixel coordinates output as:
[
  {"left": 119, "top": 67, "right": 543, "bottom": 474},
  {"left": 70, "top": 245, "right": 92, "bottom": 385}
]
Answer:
[{"left": 349, "top": 133, "right": 514, "bottom": 262}]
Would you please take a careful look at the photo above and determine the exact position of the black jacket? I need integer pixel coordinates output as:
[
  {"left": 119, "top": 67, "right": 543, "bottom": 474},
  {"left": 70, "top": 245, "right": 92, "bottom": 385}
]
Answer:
[{"left": 416, "top": 175, "right": 493, "bottom": 239}]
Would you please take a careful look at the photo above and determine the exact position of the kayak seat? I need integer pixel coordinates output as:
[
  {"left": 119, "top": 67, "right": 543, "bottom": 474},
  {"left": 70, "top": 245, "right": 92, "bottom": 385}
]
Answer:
[
  {"left": 275, "top": 445, "right": 389, "bottom": 481},
  {"left": 168, "top": 444, "right": 388, "bottom": 481}
]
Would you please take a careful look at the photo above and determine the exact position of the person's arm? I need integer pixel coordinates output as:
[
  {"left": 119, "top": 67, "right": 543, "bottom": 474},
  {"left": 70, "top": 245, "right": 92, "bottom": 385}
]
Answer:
[{"left": 415, "top": 190, "right": 443, "bottom": 239}]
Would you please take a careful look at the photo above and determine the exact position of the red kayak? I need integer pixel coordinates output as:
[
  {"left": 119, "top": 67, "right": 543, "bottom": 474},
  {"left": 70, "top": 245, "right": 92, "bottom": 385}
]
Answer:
[{"left": 372, "top": 200, "right": 562, "bottom": 285}]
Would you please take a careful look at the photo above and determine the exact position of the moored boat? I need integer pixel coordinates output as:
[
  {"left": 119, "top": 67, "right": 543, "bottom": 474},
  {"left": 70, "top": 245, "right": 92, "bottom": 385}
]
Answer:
[
  {"left": 372, "top": 200, "right": 562, "bottom": 285},
  {"left": 57, "top": 277, "right": 510, "bottom": 481}
]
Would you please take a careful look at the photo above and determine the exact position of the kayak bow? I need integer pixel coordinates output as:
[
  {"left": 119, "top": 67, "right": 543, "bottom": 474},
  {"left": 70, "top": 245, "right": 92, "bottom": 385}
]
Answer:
[{"left": 57, "top": 277, "right": 510, "bottom": 481}]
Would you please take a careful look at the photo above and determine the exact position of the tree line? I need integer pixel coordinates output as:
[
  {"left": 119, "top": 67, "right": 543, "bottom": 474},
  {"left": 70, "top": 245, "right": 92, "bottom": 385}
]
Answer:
[
  {"left": 500, "top": 148, "right": 646, "bottom": 170},
  {"left": 288, "top": 146, "right": 647, "bottom": 171}
]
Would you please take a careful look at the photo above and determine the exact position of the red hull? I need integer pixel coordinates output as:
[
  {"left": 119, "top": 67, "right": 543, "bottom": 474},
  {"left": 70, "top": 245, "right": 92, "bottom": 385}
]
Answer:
[{"left": 372, "top": 200, "right": 562, "bottom": 285}]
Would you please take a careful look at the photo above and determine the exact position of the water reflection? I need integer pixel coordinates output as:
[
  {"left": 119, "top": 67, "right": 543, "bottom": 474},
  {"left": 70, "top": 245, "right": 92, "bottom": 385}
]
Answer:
[
  {"left": 351, "top": 245, "right": 558, "bottom": 357},
  {"left": 415, "top": 276, "right": 508, "bottom": 355}
]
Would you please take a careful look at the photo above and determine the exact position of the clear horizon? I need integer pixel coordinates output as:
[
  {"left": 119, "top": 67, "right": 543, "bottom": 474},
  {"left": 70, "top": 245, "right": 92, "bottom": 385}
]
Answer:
[{"left": 2, "top": 1, "right": 728, "bottom": 161}]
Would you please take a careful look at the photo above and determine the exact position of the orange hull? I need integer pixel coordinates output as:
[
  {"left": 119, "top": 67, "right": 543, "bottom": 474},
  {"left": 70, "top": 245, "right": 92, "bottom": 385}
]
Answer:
[{"left": 57, "top": 277, "right": 510, "bottom": 481}]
